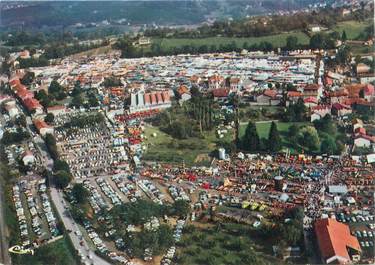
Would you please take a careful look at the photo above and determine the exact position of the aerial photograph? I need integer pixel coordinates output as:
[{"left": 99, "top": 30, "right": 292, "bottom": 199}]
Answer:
[{"left": 0, "top": 0, "right": 374, "bottom": 265}]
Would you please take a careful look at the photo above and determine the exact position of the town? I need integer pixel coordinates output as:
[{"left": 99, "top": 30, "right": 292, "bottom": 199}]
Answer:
[{"left": 0, "top": 1, "right": 374, "bottom": 265}]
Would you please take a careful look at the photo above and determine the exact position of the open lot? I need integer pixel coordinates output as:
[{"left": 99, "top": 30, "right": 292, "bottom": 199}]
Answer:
[{"left": 142, "top": 125, "right": 232, "bottom": 166}]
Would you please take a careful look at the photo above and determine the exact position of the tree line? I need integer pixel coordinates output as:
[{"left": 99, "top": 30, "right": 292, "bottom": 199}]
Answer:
[{"left": 143, "top": 7, "right": 371, "bottom": 39}]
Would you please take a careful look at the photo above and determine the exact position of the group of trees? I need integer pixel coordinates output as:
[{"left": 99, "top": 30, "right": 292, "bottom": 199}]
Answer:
[
  {"left": 71, "top": 183, "right": 89, "bottom": 204},
  {"left": 18, "top": 57, "right": 49, "bottom": 69},
  {"left": 286, "top": 115, "right": 345, "bottom": 154},
  {"left": 45, "top": 133, "right": 59, "bottom": 160},
  {"left": 5, "top": 31, "right": 46, "bottom": 46},
  {"left": 125, "top": 225, "right": 174, "bottom": 258},
  {"left": 48, "top": 80, "right": 67, "bottom": 100},
  {"left": 44, "top": 113, "right": 55, "bottom": 124},
  {"left": 155, "top": 94, "right": 218, "bottom": 139},
  {"left": 43, "top": 40, "right": 108, "bottom": 60},
  {"left": 103, "top": 77, "right": 122, "bottom": 88},
  {"left": 240, "top": 121, "right": 281, "bottom": 152},
  {"left": 61, "top": 112, "right": 104, "bottom": 129},
  {"left": 117, "top": 29, "right": 347, "bottom": 59},
  {"left": 52, "top": 159, "right": 72, "bottom": 189},
  {"left": 283, "top": 98, "right": 307, "bottom": 122},
  {"left": 277, "top": 207, "right": 304, "bottom": 248},
  {"left": 0, "top": 129, "right": 30, "bottom": 145},
  {"left": 20, "top": 72, "right": 35, "bottom": 86},
  {"left": 35, "top": 80, "right": 67, "bottom": 108},
  {"left": 110, "top": 199, "right": 190, "bottom": 228},
  {"left": 313, "top": 114, "right": 345, "bottom": 155}
]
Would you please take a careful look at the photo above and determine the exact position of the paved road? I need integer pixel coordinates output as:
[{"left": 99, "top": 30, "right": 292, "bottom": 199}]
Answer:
[{"left": 50, "top": 188, "right": 111, "bottom": 265}]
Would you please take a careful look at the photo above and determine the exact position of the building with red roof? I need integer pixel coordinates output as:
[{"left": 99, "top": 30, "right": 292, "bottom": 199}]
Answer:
[
  {"left": 315, "top": 218, "right": 361, "bottom": 264},
  {"left": 229, "top": 77, "right": 242, "bottom": 91},
  {"left": 310, "top": 105, "right": 331, "bottom": 122},
  {"left": 208, "top": 74, "right": 225, "bottom": 90},
  {"left": 47, "top": 105, "right": 67, "bottom": 116},
  {"left": 177, "top": 85, "right": 191, "bottom": 103},
  {"left": 212, "top": 88, "right": 230, "bottom": 101},
  {"left": 286, "top": 91, "right": 302, "bottom": 105},
  {"left": 329, "top": 89, "right": 349, "bottom": 104},
  {"left": 331, "top": 103, "right": 352, "bottom": 117},
  {"left": 256, "top": 89, "right": 280, "bottom": 105},
  {"left": 23, "top": 98, "right": 43, "bottom": 114},
  {"left": 33, "top": 119, "right": 54, "bottom": 137},
  {"left": 303, "top": 96, "right": 318, "bottom": 107},
  {"left": 303, "top": 83, "right": 322, "bottom": 96},
  {"left": 9, "top": 79, "right": 21, "bottom": 89},
  {"left": 354, "top": 127, "right": 366, "bottom": 135}
]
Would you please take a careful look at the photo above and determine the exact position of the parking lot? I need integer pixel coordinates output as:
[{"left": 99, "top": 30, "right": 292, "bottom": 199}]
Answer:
[{"left": 12, "top": 178, "right": 60, "bottom": 249}]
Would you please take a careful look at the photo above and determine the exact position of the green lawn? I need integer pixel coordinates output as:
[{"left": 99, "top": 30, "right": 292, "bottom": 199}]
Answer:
[
  {"left": 332, "top": 20, "right": 372, "bottom": 40},
  {"left": 153, "top": 31, "right": 309, "bottom": 50},
  {"left": 143, "top": 125, "right": 232, "bottom": 166}
]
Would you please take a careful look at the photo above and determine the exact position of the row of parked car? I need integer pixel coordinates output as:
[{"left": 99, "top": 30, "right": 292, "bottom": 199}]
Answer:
[
  {"left": 137, "top": 179, "right": 164, "bottom": 205},
  {"left": 83, "top": 180, "right": 108, "bottom": 213},
  {"left": 354, "top": 230, "right": 374, "bottom": 238},
  {"left": 96, "top": 177, "right": 122, "bottom": 206},
  {"left": 12, "top": 184, "right": 31, "bottom": 247},
  {"left": 24, "top": 188, "right": 43, "bottom": 238},
  {"left": 38, "top": 180, "right": 59, "bottom": 237},
  {"left": 111, "top": 175, "right": 141, "bottom": 202},
  {"left": 336, "top": 213, "right": 374, "bottom": 223},
  {"left": 168, "top": 185, "right": 189, "bottom": 201},
  {"left": 161, "top": 219, "right": 186, "bottom": 265},
  {"left": 360, "top": 241, "right": 374, "bottom": 248}
]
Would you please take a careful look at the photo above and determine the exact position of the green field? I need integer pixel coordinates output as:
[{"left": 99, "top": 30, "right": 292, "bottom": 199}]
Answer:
[
  {"left": 143, "top": 125, "right": 232, "bottom": 166},
  {"left": 332, "top": 20, "right": 372, "bottom": 40},
  {"left": 153, "top": 31, "right": 310, "bottom": 50}
]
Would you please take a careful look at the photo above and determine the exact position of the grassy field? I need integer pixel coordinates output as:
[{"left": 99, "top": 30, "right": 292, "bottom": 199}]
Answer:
[
  {"left": 153, "top": 31, "right": 310, "bottom": 50},
  {"left": 239, "top": 121, "right": 310, "bottom": 153},
  {"left": 142, "top": 125, "right": 232, "bottom": 166},
  {"left": 332, "top": 20, "right": 372, "bottom": 40}
]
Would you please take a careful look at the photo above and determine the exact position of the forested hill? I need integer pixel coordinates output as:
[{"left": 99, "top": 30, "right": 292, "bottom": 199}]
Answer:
[{"left": 1, "top": 0, "right": 325, "bottom": 29}]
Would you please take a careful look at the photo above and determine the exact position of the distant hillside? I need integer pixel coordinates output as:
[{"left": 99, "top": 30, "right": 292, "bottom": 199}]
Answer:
[{"left": 0, "top": 0, "right": 323, "bottom": 29}]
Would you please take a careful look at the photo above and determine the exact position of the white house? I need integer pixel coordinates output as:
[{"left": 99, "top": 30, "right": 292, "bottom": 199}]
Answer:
[
  {"left": 354, "top": 135, "right": 374, "bottom": 148},
  {"left": 4, "top": 101, "right": 19, "bottom": 118},
  {"left": 22, "top": 151, "right": 35, "bottom": 165}
]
